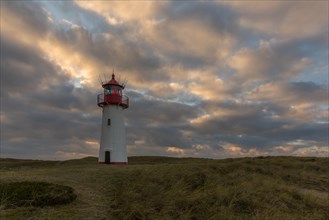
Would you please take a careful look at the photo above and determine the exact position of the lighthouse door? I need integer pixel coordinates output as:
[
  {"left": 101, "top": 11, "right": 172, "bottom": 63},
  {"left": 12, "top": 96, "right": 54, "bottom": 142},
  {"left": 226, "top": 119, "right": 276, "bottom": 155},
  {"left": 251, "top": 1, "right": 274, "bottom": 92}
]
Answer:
[{"left": 105, "top": 151, "right": 111, "bottom": 164}]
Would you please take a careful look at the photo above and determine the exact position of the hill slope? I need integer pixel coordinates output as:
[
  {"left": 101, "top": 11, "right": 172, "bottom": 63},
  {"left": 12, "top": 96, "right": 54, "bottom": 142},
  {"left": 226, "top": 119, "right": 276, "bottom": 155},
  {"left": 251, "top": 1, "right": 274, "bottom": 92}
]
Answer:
[{"left": 1, "top": 156, "right": 328, "bottom": 220}]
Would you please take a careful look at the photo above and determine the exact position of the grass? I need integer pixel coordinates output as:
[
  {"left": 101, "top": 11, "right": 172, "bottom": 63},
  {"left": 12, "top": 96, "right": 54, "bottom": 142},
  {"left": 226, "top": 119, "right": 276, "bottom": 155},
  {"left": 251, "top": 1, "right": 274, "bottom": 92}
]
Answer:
[
  {"left": 0, "top": 156, "right": 328, "bottom": 219},
  {"left": 0, "top": 181, "right": 76, "bottom": 209}
]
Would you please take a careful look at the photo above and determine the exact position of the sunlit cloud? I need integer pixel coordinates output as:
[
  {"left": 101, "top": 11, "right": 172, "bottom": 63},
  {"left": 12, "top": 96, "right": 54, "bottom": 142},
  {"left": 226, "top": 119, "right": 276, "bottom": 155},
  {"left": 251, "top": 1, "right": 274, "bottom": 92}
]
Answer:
[
  {"left": 226, "top": 1, "right": 329, "bottom": 38},
  {"left": 228, "top": 39, "right": 313, "bottom": 82},
  {"left": 293, "top": 146, "right": 329, "bottom": 157},
  {"left": 75, "top": 1, "right": 166, "bottom": 23},
  {"left": 167, "top": 146, "right": 186, "bottom": 154},
  {"left": 274, "top": 146, "right": 295, "bottom": 153}
]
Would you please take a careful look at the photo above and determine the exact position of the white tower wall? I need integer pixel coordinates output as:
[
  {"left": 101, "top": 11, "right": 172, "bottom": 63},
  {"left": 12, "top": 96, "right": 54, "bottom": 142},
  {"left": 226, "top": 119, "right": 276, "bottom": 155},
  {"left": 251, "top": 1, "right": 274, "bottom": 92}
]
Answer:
[{"left": 99, "top": 104, "right": 127, "bottom": 164}]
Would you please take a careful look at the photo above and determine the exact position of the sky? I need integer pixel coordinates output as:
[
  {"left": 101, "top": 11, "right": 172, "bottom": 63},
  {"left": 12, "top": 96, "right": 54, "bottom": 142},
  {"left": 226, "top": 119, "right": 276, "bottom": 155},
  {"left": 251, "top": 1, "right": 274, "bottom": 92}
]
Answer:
[{"left": 1, "top": 0, "right": 328, "bottom": 160}]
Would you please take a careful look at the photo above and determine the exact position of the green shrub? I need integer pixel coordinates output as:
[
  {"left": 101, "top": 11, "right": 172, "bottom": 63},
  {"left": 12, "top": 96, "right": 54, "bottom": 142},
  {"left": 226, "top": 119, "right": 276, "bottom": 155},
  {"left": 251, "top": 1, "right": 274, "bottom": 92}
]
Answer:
[{"left": 0, "top": 181, "right": 77, "bottom": 209}]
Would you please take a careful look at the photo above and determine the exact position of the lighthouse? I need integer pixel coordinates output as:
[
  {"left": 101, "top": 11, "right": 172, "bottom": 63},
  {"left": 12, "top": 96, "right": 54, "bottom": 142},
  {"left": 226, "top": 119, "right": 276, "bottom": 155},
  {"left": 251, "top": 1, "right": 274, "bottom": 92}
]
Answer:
[{"left": 97, "top": 73, "right": 129, "bottom": 164}]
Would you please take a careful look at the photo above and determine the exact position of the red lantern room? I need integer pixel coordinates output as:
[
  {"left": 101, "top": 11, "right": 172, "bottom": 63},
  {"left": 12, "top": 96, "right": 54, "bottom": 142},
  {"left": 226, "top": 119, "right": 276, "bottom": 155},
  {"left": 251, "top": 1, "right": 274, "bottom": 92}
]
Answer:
[{"left": 97, "top": 74, "right": 129, "bottom": 109}]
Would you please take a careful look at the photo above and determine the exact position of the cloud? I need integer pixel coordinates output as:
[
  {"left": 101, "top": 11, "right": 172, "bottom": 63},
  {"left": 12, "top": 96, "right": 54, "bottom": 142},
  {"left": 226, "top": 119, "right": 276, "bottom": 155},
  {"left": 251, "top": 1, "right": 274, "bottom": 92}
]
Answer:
[
  {"left": 228, "top": 39, "right": 314, "bottom": 83},
  {"left": 1, "top": 1, "right": 51, "bottom": 40},
  {"left": 139, "top": 2, "right": 240, "bottom": 69},
  {"left": 247, "top": 82, "right": 328, "bottom": 104},
  {"left": 1, "top": 1, "right": 328, "bottom": 160},
  {"left": 245, "top": 82, "right": 328, "bottom": 122},
  {"left": 226, "top": 1, "right": 329, "bottom": 39},
  {"left": 75, "top": 1, "right": 167, "bottom": 23},
  {"left": 1, "top": 2, "right": 101, "bottom": 159}
]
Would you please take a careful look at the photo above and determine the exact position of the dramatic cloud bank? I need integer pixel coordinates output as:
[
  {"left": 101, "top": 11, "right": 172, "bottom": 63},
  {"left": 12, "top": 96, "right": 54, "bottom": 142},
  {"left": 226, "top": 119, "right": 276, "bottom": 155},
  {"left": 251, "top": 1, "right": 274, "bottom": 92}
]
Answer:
[{"left": 1, "top": 1, "right": 328, "bottom": 160}]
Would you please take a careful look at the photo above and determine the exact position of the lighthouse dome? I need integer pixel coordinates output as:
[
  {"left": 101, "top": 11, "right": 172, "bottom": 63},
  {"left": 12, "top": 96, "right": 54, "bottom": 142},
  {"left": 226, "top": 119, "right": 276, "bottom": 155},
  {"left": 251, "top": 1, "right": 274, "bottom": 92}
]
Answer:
[{"left": 102, "top": 74, "right": 124, "bottom": 89}]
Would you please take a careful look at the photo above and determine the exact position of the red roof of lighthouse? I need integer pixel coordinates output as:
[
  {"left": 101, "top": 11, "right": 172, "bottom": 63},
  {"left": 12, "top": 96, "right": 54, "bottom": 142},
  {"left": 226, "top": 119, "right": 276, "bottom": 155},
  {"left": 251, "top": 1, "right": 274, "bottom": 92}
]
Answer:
[{"left": 102, "top": 73, "right": 124, "bottom": 89}]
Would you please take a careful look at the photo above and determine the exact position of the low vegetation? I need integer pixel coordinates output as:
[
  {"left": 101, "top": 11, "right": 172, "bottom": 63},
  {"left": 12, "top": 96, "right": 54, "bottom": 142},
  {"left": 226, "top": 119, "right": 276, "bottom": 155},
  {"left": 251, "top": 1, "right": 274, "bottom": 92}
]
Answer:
[
  {"left": 0, "top": 156, "right": 328, "bottom": 219},
  {"left": 0, "top": 181, "right": 76, "bottom": 209}
]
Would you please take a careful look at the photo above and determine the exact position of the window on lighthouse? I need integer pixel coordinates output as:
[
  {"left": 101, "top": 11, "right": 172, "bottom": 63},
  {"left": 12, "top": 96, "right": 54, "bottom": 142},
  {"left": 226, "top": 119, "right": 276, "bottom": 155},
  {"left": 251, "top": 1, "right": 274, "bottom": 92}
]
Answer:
[
  {"left": 104, "top": 86, "right": 110, "bottom": 94},
  {"left": 105, "top": 86, "right": 122, "bottom": 96}
]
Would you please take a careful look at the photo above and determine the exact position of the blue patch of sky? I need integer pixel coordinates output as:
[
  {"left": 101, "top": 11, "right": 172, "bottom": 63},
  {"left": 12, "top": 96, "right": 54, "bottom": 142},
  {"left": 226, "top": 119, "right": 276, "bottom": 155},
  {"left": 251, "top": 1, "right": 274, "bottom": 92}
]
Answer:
[
  {"left": 293, "top": 52, "right": 328, "bottom": 85},
  {"left": 294, "top": 65, "right": 328, "bottom": 86},
  {"left": 40, "top": 1, "right": 110, "bottom": 34},
  {"left": 172, "top": 93, "right": 203, "bottom": 106}
]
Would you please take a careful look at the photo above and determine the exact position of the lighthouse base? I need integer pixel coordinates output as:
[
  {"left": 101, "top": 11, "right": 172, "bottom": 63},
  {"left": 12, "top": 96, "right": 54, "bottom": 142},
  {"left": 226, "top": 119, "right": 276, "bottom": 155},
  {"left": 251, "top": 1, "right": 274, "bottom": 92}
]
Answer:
[{"left": 98, "top": 162, "right": 128, "bottom": 165}]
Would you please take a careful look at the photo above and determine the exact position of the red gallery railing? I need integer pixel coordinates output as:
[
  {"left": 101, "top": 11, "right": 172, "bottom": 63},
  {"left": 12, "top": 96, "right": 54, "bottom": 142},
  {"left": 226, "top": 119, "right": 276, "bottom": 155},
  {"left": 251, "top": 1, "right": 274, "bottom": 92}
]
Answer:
[{"left": 97, "top": 93, "right": 129, "bottom": 109}]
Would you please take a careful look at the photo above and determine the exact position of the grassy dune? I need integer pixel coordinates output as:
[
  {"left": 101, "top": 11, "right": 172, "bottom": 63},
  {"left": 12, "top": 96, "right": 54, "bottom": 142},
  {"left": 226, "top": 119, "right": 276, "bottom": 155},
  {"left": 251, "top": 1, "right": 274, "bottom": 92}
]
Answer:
[{"left": 0, "top": 156, "right": 328, "bottom": 219}]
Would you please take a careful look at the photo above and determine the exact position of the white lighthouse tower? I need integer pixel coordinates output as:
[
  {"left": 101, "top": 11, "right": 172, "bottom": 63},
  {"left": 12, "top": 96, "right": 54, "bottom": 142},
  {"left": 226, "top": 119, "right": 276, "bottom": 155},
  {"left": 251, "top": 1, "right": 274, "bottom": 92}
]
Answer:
[{"left": 97, "top": 73, "right": 129, "bottom": 164}]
